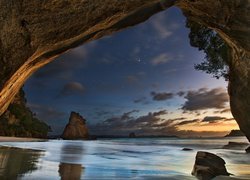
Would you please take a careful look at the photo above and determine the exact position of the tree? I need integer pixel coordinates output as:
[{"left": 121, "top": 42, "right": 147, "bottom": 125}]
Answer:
[{"left": 186, "top": 19, "right": 229, "bottom": 80}]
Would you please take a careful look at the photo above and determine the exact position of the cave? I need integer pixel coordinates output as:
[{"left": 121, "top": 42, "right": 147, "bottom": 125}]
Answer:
[{"left": 0, "top": 0, "right": 250, "bottom": 140}]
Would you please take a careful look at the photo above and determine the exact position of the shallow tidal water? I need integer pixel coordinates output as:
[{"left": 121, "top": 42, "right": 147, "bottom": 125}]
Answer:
[{"left": 0, "top": 137, "right": 249, "bottom": 179}]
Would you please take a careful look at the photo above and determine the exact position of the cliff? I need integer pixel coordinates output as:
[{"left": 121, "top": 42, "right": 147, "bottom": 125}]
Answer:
[
  {"left": 0, "top": 89, "right": 51, "bottom": 138},
  {"left": 62, "top": 112, "right": 89, "bottom": 140},
  {"left": 225, "top": 130, "right": 244, "bottom": 137}
]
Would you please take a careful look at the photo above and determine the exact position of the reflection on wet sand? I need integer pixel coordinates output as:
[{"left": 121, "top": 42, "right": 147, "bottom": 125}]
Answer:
[
  {"left": 0, "top": 146, "right": 43, "bottom": 179},
  {"left": 60, "top": 143, "right": 85, "bottom": 163},
  {"left": 59, "top": 143, "right": 85, "bottom": 179},
  {"left": 59, "top": 163, "right": 84, "bottom": 180}
]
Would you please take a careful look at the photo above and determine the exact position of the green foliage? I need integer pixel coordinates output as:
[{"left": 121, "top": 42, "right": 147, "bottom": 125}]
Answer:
[
  {"left": 186, "top": 20, "right": 229, "bottom": 80},
  {"left": 0, "top": 90, "right": 51, "bottom": 138}
]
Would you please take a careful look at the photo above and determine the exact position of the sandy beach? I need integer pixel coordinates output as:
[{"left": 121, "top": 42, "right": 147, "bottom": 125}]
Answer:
[{"left": 0, "top": 136, "right": 46, "bottom": 142}]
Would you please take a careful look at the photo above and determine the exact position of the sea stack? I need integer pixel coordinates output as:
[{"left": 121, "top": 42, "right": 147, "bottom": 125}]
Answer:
[{"left": 62, "top": 112, "right": 89, "bottom": 140}]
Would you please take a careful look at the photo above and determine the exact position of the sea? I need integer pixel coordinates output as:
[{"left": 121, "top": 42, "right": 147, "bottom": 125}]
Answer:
[{"left": 0, "top": 137, "right": 249, "bottom": 179}]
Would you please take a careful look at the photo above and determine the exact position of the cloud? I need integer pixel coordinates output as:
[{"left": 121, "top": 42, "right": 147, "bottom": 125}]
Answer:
[
  {"left": 202, "top": 116, "right": 226, "bottom": 123},
  {"left": 103, "top": 110, "right": 139, "bottom": 124},
  {"left": 90, "top": 110, "right": 176, "bottom": 136},
  {"left": 28, "top": 104, "right": 66, "bottom": 121},
  {"left": 90, "top": 110, "right": 230, "bottom": 137},
  {"left": 95, "top": 110, "right": 112, "bottom": 117},
  {"left": 181, "top": 87, "right": 229, "bottom": 111},
  {"left": 125, "top": 75, "right": 139, "bottom": 84},
  {"left": 33, "top": 47, "right": 88, "bottom": 80},
  {"left": 214, "top": 108, "right": 231, "bottom": 114},
  {"left": 125, "top": 72, "right": 146, "bottom": 84},
  {"left": 120, "top": 110, "right": 139, "bottom": 121},
  {"left": 201, "top": 116, "right": 235, "bottom": 124},
  {"left": 151, "top": 91, "right": 174, "bottom": 101},
  {"left": 133, "top": 97, "right": 149, "bottom": 104},
  {"left": 60, "top": 82, "right": 85, "bottom": 96},
  {"left": 151, "top": 53, "right": 173, "bottom": 65},
  {"left": 175, "top": 119, "right": 200, "bottom": 126},
  {"left": 91, "top": 110, "right": 231, "bottom": 137},
  {"left": 151, "top": 13, "right": 173, "bottom": 39},
  {"left": 152, "top": 110, "right": 168, "bottom": 116}
]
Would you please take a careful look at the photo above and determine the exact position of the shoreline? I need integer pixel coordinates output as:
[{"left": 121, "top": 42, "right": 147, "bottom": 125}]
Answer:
[{"left": 0, "top": 136, "right": 46, "bottom": 142}]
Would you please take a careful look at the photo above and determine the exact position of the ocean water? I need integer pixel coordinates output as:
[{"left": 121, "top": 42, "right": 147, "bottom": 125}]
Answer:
[{"left": 0, "top": 137, "right": 249, "bottom": 179}]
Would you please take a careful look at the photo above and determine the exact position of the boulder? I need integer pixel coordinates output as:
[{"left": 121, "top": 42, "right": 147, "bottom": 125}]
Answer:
[
  {"left": 246, "top": 146, "right": 250, "bottom": 153},
  {"left": 182, "top": 148, "right": 193, "bottom": 151},
  {"left": 62, "top": 112, "right": 89, "bottom": 140},
  {"left": 129, "top": 132, "right": 136, "bottom": 138},
  {"left": 192, "top": 151, "right": 230, "bottom": 180},
  {"left": 223, "top": 142, "right": 249, "bottom": 150}
]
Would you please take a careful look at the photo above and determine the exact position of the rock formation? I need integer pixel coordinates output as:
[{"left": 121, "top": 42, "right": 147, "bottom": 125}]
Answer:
[
  {"left": 246, "top": 146, "right": 250, "bottom": 153},
  {"left": 225, "top": 130, "right": 245, "bottom": 137},
  {"left": 0, "top": 1, "right": 250, "bottom": 141},
  {"left": 222, "top": 142, "right": 249, "bottom": 150},
  {"left": 192, "top": 151, "right": 230, "bottom": 180},
  {"left": 62, "top": 112, "right": 89, "bottom": 140},
  {"left": 0, "top": 89, "right": 51, "bottom": 138},
  {"left": 129, "top": 132, "right": 136, "bottom": 138}
]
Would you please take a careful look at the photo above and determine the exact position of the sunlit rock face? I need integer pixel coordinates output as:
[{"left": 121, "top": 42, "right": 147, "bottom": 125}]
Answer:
[
  {"left": 62, "top": 112, "right": 89, "bottom": 140},
  {"left": 0, "top": 0, "right": 250, "bottom": 140}
]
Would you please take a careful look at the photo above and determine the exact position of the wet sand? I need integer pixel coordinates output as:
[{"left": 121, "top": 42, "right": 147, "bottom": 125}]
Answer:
[{"left": 0, "top": 136, "right": 46, "bottom": 142}]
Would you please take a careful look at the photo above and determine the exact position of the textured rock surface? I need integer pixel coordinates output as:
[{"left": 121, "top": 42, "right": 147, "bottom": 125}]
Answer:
[
  {"left": 62, "top": 112, "right": 89, "bottom": 140},
  {"left": 0, "top": 1, "right": 250, "bottom": 140},
  {"left": 192, "top": 151, "right": 230, "bottom": 180}
]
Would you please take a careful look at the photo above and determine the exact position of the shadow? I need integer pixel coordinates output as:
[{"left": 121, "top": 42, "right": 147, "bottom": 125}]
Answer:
[{"left": 0, "top": 146, "right": 43, "bottom": 179}]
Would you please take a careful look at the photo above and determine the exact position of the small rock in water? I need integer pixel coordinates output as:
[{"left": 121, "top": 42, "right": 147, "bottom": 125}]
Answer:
[
  {"left": 182, "top": 148, "right": 193, "bottom": 151},
  {"left": 129, "top": 132, "right": 136, "bottom": 138},
  {"left": 192, "top": 151, "right": 230, "bottom": 180},
  {"left": 223, "top": 141, "right": 249, "bottom": 150},
  {"left": 246, "top": 146, "right": 250, "bottom": 153}
]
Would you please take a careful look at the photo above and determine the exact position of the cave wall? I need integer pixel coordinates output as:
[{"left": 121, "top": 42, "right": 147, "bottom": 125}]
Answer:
[
  {"left": 0, "top": 0, "right": 250, "bottom": 140},
  {"left": 0, "top": 0, "right": 174, "bottom": 115},
  {"left": 176, "top": 0, "right": 250, "bottom": 141}
]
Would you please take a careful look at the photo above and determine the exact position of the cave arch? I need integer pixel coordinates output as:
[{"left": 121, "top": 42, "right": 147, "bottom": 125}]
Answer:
[{"left": 0, "top": 0, "right": 249, "bottom": 140}]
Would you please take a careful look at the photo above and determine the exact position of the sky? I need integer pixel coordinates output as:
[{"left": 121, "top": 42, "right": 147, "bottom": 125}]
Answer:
[{"left": 24, "top": 7, "right": 239, "bottom": 137}]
